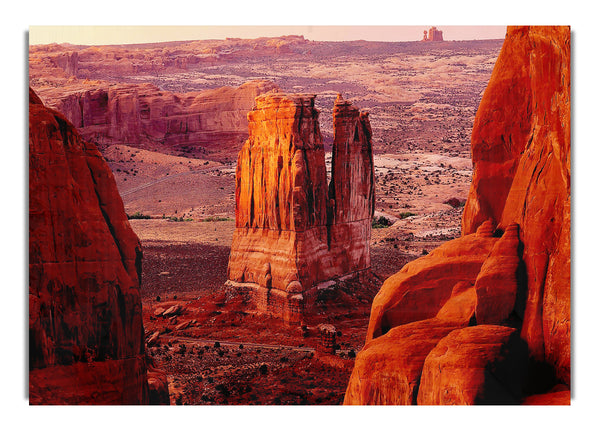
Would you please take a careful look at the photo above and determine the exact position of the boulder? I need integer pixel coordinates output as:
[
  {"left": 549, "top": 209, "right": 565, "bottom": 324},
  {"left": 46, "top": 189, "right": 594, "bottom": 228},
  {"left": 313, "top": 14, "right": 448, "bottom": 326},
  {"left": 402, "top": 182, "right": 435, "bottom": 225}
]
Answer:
[
  {"left": 162, "top": 304, "right": 184, "bottom": 317},
  {"left": 344, "top": 283, "right": 477, "bottom": 405},
  {"left": 417, "top": 325, "right": 528, "bottom": 405},
  {"left": 146, "top": 331, "right": 161, "bottom": 347}
]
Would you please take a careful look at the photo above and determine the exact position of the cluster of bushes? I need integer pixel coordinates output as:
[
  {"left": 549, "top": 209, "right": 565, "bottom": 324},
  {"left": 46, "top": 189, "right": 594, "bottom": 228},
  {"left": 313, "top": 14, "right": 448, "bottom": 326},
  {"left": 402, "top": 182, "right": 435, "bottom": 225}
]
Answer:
[
  {"left": 372, "top": 216, "right": 392, "bottom": 229},
  {"left": 127, "top": 211, "right": 151, "bottom": 220},
  {"left": 202, "top": 216, "right": 233, "bottom": 222},
  {"left": 166, "top": 216, "right": 193, "bottom": 222}
]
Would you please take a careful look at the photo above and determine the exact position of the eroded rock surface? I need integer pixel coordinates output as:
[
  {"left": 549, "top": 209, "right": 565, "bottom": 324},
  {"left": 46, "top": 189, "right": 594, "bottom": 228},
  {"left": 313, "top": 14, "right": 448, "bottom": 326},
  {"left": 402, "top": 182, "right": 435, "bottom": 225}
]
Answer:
[
  {"left": 227, "top": 93, "right": 374, "bottom": 322},
  {"left": 344, "top": 26, "right": 570, "bottom": 405},
  {"left": 37, "top": 80, "right": 278, "bottom": 158},
  {"left": 29, "top": 88, "right": 166, "bottom": 404}
]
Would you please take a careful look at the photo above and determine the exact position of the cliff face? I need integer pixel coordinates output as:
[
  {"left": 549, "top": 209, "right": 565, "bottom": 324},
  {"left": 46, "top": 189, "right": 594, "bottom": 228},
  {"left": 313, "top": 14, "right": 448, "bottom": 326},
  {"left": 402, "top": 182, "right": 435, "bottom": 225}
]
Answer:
[
  {"left": 462, "top": 26, "right": 571, "bottom": 382},
  {"left": 227, "top": 93, "right": 374, "bottom": 322},
  {"left": 29, "top": 88, "right": 161, "bottom": 404},
  {"left": 38, "top": 80, "right": 278, "bottom": 158},
  {"left": 344, "top": 26, "right": 570, "bottom": 405}
]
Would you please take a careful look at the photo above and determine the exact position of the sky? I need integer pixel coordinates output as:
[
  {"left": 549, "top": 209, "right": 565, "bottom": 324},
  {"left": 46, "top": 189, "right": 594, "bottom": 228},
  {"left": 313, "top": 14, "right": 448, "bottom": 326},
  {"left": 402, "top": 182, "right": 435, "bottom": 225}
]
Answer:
[{"left": 29, "top": 25, "right": 507, "bottom": 46}]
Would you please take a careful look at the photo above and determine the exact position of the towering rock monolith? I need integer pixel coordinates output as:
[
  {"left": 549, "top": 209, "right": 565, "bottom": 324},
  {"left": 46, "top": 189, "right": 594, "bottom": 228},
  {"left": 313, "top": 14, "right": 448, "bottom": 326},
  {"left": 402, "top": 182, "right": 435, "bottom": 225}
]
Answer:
[
  {"left": 227, "top": 93, "right": 374, "bottom": 322},
  {"left": 29, "top": 87, "right": 166, "bottom": 404},
  {"left": 344, "top": 26, "right": 570, "bottom": 405}
]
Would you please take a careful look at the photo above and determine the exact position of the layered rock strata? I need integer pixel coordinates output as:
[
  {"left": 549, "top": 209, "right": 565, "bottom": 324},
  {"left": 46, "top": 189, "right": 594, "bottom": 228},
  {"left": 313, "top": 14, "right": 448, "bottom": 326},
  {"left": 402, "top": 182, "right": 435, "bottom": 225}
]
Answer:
[
  {"left": 344, "top": 26, "right": 570, "bottom": 405},
  {"left": 227, "top": 93, "right": 374, "bottom": 322},
  {"left": 29, "top": 88, "right": 166, "bottom": 404},
  {"left": 36, "top": 79, "right": 278, "bottom": 157}
]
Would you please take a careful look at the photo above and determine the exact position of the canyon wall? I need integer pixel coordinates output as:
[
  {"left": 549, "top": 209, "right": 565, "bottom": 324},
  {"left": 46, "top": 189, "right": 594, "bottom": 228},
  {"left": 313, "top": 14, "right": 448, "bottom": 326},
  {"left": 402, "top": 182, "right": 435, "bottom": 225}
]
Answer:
[
  {"left": 344, "top": 26, "right": 570, "bottom": 405},
  {"left": 29, "top": 88, "right": 166, "bottom": 404},
  {"left": 36, "top": 80, "right": 278, "bottom": 158},
  {"left": 29, "top": 36, "right": 311, "bottom": 82},
  {"left": 227, "top": 93, "right": 374, "bottom": 322}
]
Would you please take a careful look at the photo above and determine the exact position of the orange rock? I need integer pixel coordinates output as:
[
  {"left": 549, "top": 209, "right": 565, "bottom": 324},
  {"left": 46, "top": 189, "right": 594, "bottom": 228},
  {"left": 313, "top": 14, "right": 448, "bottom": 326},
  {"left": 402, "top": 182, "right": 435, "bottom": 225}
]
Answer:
[
  {"left": 344, "top": 284, "right": 477, "bottom": 405},
  {"left": 474, "top": 223, "right": 523, "bottom": 324},
  {"left": 366, "top": 221, "right": 496, "bottom": 341},
  {"left": 29, "top": 88, "right": 165, "bottom": 404},
  {"left": 522, "top": 386, "right": 570, "bottom": 405},
  {"left": 228, "top": 93, "right": 374, "bottom": 322},
  {"left": 462, "top": 26, "right": 571, "bottom": 381},
  {"left": 417, "top": 325, "right": 528, "bottom": 405}
]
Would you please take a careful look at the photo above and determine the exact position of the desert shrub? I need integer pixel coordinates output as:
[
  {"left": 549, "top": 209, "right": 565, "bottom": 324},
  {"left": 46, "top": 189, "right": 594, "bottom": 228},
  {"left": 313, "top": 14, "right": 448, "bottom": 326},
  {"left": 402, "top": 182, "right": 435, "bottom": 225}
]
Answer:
[
  {"left": 372, "top": 216, "right": 392, "bottom": 229},
  {"left": 259, "top": 364, "right": 268, "bottom": 375},
  {"left": 348, "top": 349, "right": 356, "bottom": 358},
  {"left": 399, "top": 212, "right": 417, "bottom": 219},
  {"left": 214, "top": 342, "right": 221, "bottom": 348},
  {"left": 168, "top": 216, "right": 193, "bottom": 222},
  {"left": 444, "top": 197, "right": 466, "bottom": 208},
  {"left": 203, "top": 216, "right": 233, "bottom": 222},
  {"left": 127, "top": 211, "right": 151, "bottom": 220}
]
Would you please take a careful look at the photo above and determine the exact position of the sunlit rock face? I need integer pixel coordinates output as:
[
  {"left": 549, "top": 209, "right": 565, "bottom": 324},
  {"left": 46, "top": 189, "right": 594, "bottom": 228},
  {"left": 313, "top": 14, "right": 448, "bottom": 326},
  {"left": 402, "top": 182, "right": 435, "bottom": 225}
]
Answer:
[
  {"left": 227, "top": 93, "right": 374, "bottom": 323},
  {"left": 29, "top": 87, "right": 162, "bottom": 404},
  {"left": 344, "top": 26, "right": 570, "bottom": 405}
]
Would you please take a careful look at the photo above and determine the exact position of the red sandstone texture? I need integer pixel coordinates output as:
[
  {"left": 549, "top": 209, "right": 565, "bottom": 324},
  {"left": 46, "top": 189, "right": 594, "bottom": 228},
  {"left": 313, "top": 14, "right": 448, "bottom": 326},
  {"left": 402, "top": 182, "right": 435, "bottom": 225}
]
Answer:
[
  {"left": 36, "top": 80, "right": 278, "bottom": 159},
  {"left": 28, "top": 88, "right": 167, "bottom": 404},
  {"left": 28, "top": 36, "right": 311, "bottom": 82},
  {"left": 344, "top": 26, "right": 570, "bottom": 405},
  {"left": 227, "top": 93, "right": 374, "bottom": 322}
]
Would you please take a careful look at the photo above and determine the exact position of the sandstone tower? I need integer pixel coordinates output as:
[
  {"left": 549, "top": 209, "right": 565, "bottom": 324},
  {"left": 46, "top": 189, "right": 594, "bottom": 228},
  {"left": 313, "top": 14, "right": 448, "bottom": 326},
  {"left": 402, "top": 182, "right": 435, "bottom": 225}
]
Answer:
[
  {"left": 422, "top": 27, "right": 444, "bottom": 42},
  {"left": 227, "top": 93, "right": 374, "bottom": 323}
]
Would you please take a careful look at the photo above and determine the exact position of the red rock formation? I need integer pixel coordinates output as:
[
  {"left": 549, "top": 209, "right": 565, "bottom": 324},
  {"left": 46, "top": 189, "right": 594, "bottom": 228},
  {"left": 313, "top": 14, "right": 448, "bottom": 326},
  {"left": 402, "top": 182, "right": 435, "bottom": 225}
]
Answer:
[
  {"left": 421, "top": 27, "right": 444, "bottom": 42},
  {"left": 366, "top": 221, "right": 496, "bottom": 341},
  {"left": 29, "top": 87, "right": 166, "bottom": 404},
  {"left": 36, "top": 80, "right": 278, "bottom": 158},
  {"left": 227, "top": 93, "right": 374, "bottom": 322},
  {"left": 344, "top": 26, "right": 570, "bottom": 405},
  {"left": 462, "top": 26, "right": 571, "bottom": 382}
]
